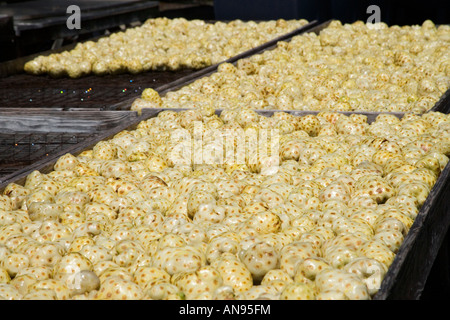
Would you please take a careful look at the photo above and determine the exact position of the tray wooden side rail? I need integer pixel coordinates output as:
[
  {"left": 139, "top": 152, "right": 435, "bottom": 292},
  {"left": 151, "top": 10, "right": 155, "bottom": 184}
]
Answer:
[
  {"left": 373, "top": 160, "right": 450, "bottom": 300},
  {"left": 0, "top": 108, "right": 138, "bottom": 133}
]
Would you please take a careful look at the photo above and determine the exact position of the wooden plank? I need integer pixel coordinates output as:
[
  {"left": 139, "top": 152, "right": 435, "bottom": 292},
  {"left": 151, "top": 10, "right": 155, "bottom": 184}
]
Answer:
[
  {"left": 429, "top": 88, "right": 450, "bottom": 114},
  {"left": 0, "top": 109, "right": 138, "bottom": 133}
]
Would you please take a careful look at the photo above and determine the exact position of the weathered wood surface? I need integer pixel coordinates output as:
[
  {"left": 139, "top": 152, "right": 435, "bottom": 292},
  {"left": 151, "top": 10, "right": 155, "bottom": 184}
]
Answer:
[
  {"left": 0, "top": 109, "right": 138, "bottom": 133},
  {"left": 430, "top": 88, "right": 450, "bottom": 114},
  {"left": 0, "top": 109, "right": 139, "bottom": 176}
]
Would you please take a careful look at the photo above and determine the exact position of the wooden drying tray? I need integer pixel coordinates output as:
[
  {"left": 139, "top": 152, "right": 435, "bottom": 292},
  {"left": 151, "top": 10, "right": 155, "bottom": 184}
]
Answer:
[
  {"left": 0, "top": 20, "right": 319, "bottom": 110},
  {"left": 0, "top": 108, "right": 449, "bottom": 300},
  {"left": 0, "top": 108, "right": 138, "bottom": 133},
  {"left": 110, "top": 19, "right": 450, "bottom": 116}
]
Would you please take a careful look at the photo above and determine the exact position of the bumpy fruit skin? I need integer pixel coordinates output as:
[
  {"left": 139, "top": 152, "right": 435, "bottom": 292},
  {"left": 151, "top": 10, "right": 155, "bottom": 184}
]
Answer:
[
  {"left": 261, "top": 269, "right": 293, "bottom": 286},
  {"left": 171, "top": 266, "right": 224, "bottom": 299},
  {"left": 0, "top": 267, "right": 10, "bottom": 283},
  {"left": 145, "top": 282, "right": 185, "bottom": 300},
  {"left": 240, "top": 242, "right": 279, "bottom": 282},
  {"left": 133, "top": 266, "right": 171, "bottom": 291},
  {"left": 295, "top": 258, "right": 332, "bottom": 282},
  {"left": 237, "top": 283, "right": 280, "bottom": 300},
  {"left": 357, "top": 240, "right": 396, "bottom": 269},
  {"left": 243, "top": 210, "right": 282, "bottom": 234},
  {"left": 279, "top": 242, "right": 321, "bottom": 277},
  {"left": 0, "top": 283, "right": 23, "bottom": 300},
  {"left": 1, "top": 253, "right": 30, "bottom": 278},
  {"left": 344, "top": 257, "right": 387, "bottom": 296},
  {"left": 28, "top": 279, "right": 71, "bottom": 300},
  {"left": 316, "top": 290, "right": 349, "bottom": 300},
  {"left": 279, "top": 283, "right": 316, "bottom": 300},
  {"left": 206, "top": 235, "right": 240, "bottom": 264},
  {"left": 69, "top": 270, "right": 101, "bottom": 296},
  {"left": 52, "top": 252, "right": 94, "bottom": 287},
  {"left": 95, "top": 276, "right": 144, "bottom": 300},
  {"left": 141, "top": 88, "right": 163, "bottom": 106},
  {"left": 296, "top": 115, "right": 322, "bottom": 137},
  {"left": 22, "top": 289, "right": 57, "bottom": 300},
  {"left": 315, "top": 269, "right": 370, "bottom": 300},
  {"left": 152, "top": 245, "right": 206, "bottom": 276},
  {"left": 187, "top": 191, "right": 217, "bottom": 219},
  {"left": 373, "top": 229, "right": 404, "bottom": 253},
  {"left": 211, "top": 254, "right": 253, "bottom": 294}
]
